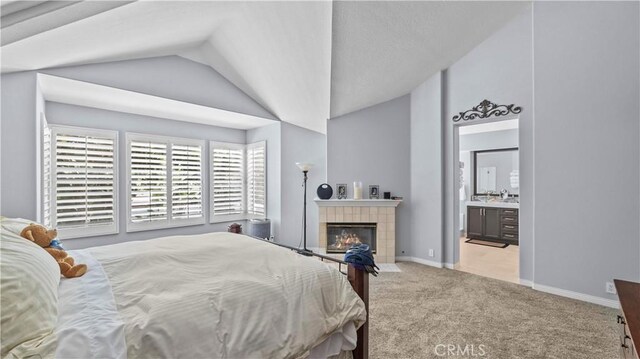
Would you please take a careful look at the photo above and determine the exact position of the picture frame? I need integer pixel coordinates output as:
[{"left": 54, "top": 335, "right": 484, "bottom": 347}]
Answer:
[
  {"left": 369, "top": 185, "right": 380, "bottom": 199},
  {"left": 337, "top": 184, "right": 347, "bottom": 199}
]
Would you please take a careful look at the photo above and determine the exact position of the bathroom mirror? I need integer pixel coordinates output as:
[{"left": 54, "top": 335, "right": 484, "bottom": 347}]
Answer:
[{"left": 473, "top": 148, "right": 519, "bottom": 196}]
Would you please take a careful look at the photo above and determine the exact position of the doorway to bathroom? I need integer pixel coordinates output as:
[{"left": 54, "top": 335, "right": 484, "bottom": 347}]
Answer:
[{"left": 455, "top": 118, "right": 519, "bottom": 283}]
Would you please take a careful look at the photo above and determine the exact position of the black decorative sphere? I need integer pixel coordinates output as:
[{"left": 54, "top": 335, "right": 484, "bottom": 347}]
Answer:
[{"left": 316, "top": 183, "right": 333, "bottom": 199}]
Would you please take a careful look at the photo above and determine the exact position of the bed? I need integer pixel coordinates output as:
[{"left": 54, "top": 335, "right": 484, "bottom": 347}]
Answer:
[{"left": 0, "top": 217, "right": 368, "bottom": 359}]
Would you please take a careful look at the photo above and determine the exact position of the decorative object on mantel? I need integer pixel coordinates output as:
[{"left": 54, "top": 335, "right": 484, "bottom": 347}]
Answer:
[
  {"left": 369, "top": 185, "right": 380, "bottom": 199},
  {"left": 296, "top": 162, "right": 314, "bottom": 255},
  {"left": 391, "top": 196, "right": 403, "bottom": 200},
  {"left": 316, "top": 183, "right": 333, "bottom": 200},
  {"left": 383, "top": 192, "right": 391, "bottom": 200},
  {"left": 337, "top": 184, "right": 347, "bottom": 199},
  {"left": 353, "top": 181, "right": 363, "bottom": 200},
  {"left": 228, "top": 223, "right": 242, "bottom": 234},
  {"left": 452, "top": 99, "right": 522, "bottom": 122}
]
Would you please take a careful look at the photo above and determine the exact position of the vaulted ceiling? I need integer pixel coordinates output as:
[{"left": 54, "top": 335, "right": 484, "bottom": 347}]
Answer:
[{"left": 0, "top": 1, "right": 528, "bottom": 133}]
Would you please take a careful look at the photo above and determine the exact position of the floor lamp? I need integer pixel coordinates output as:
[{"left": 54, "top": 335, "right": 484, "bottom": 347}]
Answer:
[{"left": 296, "top": 162, "right": 313, "bottom": 255}]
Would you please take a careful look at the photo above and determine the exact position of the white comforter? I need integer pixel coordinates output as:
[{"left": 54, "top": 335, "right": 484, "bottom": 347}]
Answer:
[{"left": 69, "top": 233, "right": 366, "bottom": 358}]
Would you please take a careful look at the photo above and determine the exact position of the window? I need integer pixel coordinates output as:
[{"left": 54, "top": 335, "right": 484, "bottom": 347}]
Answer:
[
  {"left": 41, "top": 117, "right": 52, "bottom": 228},
  {"left": 45, "top": 125, "right": 119, "bottom": 238},
  {"left": 246, "top": 141, "right": 266, "bottom": 218},
  {"left": 210, "top": 142, "right": 245, "bottom": 222},
  {"left": 171, "top": 144, "right": 204, "bottom": 220},
  {"left": 126, "top": 133, "right": 204, "bottom": 232},
  {"left": 210, "top": 141, "right": 266, "bottom": 222}
]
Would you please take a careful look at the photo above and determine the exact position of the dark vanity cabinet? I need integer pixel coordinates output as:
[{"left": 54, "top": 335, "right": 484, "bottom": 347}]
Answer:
[
  {"left": 467, "top": 207, "right": 483, "bottom": 238},
  {"left": 466, "top": 205, "right": 518, "bottom": 245}
]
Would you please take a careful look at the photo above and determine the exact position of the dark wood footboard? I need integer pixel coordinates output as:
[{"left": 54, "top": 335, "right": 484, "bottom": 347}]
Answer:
[
  {"left": 247, "top": 236, "right": 370, "bottom": 359},
  {"left": 348, "top": 265, "right": 369, "bottom": 359}
]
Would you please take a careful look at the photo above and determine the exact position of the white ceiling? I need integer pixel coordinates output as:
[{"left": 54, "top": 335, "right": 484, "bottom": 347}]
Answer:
[
  {"left": 1, "top": 1, "right": 529, "bottom": 133},
  {"left": 330, "top": 1, "right": 528, "bottom": 118}
]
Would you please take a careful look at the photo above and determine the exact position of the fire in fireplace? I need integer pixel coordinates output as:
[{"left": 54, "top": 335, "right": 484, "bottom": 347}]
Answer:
[{"left": 326, "top": 223, "right": 376, "bottom": 253}]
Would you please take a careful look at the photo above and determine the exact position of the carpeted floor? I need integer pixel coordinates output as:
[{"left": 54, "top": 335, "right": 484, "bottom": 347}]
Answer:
[{"left": 368, "top": 262, "right": 619, "bottom": 358}]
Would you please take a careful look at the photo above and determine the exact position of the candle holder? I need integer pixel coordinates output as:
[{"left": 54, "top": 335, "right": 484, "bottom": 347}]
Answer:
[{"left": 353, "top": 181, "right": 363, "bottom": 200}]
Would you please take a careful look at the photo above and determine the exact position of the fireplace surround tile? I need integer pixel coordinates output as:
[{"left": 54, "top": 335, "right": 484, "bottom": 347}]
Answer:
[{"left": 315, "top": 199, "right": 402, "bottom": 264}]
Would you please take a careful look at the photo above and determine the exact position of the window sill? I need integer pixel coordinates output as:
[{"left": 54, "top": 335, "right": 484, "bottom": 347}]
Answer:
[
  {"left": 58, "top": 224, "right": 118, "bottom": 240},
  {"left": 126, "top": 218, "right": 205, "bottom": 233},
  {"left": 210, "top": 214, "right": 248, "bottom": 224}
]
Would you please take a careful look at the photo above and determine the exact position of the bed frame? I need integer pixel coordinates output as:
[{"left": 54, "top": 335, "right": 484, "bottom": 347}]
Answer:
[{"left": 253, "top": 237, "right": 370, "bottom": 359}]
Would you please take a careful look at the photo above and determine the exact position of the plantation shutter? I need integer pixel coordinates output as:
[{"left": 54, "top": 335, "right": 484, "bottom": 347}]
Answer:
[
  {"left": 246, "top": 141, "right": 266, "bottom": 217},
  {"left": 51, "top": 127, "right": 118, "bottom": 238},
  {"left": 171, "top": 144, "right": 203, "bottom": 219},
  {"left": 42, "top": 121, "right": 52, "bottom": 228},
  {"left": 211, "top": 142, "right": 245, "bottom": 219},
  {"left": 129, "top": 140, "right": 168, "bottom": 224},
  {"left": 127, "top": 134, "right": 205, "bottom": 231}
]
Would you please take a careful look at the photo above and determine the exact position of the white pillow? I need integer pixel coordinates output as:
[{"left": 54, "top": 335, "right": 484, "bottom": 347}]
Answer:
[
  {"left": 1, "top": 218, "right": 60, "bottom": 358},
  {"left": 0, "top": 217, "right": 35, "bottom": 237}
]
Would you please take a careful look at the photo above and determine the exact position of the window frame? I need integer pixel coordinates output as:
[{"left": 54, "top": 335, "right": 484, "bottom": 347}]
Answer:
[
  {"left": 209, "top": 141, "right": 247, "bottom": 223},
  {"left": 246, "top": 140, "right": 267, "bottom": 220},
  {"left": 48, "top": 124, "right": 120, "bottom": 239},
  {"left": 209, "top": 140, "right": 267, "bottom": 223},
  {"left": 126, "top": 132, "right": 205, "bottom": 232}
]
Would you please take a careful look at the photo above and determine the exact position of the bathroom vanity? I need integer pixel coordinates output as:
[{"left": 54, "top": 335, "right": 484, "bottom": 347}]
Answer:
[{"left": 466, "top": 202, "right": 519, "bottom": 245}]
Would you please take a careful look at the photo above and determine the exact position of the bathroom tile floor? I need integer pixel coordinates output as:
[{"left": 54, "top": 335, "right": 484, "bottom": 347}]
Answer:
[{"left": 456, "top": 236, "right": 519, "bottom": 284}]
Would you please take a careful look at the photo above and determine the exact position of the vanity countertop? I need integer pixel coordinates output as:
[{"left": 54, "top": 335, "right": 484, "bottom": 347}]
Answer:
[{"left": 466, "top": 201, "right": 519, "bottom": 209}]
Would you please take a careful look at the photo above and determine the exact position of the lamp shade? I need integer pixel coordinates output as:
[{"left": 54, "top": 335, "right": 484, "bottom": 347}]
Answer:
[{"left": 296, "top": 162, "right": 313, "bottom": 172}]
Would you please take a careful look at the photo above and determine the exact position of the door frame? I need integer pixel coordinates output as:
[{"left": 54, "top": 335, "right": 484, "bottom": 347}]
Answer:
[{"left": 451, "top": 115, "right": 520, "bottom": 271}]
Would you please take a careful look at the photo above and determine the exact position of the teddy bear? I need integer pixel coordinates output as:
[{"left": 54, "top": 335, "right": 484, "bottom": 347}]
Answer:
[{"left": 20, "top": 223, "right": 87, "bottom": 278}]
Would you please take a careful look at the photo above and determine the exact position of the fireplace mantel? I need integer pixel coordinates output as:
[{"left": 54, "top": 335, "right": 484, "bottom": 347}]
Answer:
[{"left": 314, "top": 199, "right": 402, "bottom": 207}]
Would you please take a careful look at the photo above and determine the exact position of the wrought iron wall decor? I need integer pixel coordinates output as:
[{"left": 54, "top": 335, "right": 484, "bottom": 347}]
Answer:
[{"left": 452, "top": 99, "right": 522, "bottom": 122}]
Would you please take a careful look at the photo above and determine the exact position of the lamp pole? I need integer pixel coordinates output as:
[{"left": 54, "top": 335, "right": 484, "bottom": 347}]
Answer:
[
  {"left": 296, "top": 162, "right": 313, "bottom": 255},
  {"left": 302, "top": 169, "right": 309, "bottom": 253}
]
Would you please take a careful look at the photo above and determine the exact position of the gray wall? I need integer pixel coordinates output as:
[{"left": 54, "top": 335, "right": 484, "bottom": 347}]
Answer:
[
  {"left": 443, "top": 7, "right": 534, "bottom": 279},
  {"left": 410, "top": 72, "right": 443, "bottom": 262},
  {"left": 532, "top": 1, "right": 640, "bottom": 300},
  {"left": 412, "top": 2, "right": 639, "bottom": 304},
  {"left": 327, "top": 95, "right": 411, "bottom": 256},
  {"left": 280, "top": 122, "right": 327, "bottom": 248},
  {"left": 246, "top": 122, "right": 326, "bottom": 248},
  {"left": 246, "top": 123, "right": 282, "bottom": 240},
  {"left": 45, "top": 102, "right": 245, "bottom": 249},
  {"left": 1, "top": 56, "right": 279, "bottom": 249},
  {"left": 1, "top": 72, "right": 39, "bottom": 221}
]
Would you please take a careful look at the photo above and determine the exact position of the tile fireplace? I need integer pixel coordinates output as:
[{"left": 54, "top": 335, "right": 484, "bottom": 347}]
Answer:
[{"left": 315, "top": 199, "right": 402, "bottom": 263}]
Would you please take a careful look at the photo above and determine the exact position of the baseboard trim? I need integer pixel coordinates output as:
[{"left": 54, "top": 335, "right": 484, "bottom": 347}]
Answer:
[
  {"left": 443, "top": 262, "right": 456, "bottom": 269},
  {"left": 395, "top": 256, "right": 443, "bottom": 268},
  {"left": 519, "top": 279, "right": 533, "bottom": 287},
  {"left": 533, "top": 283, "right": 619, "bottom": 309}
]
